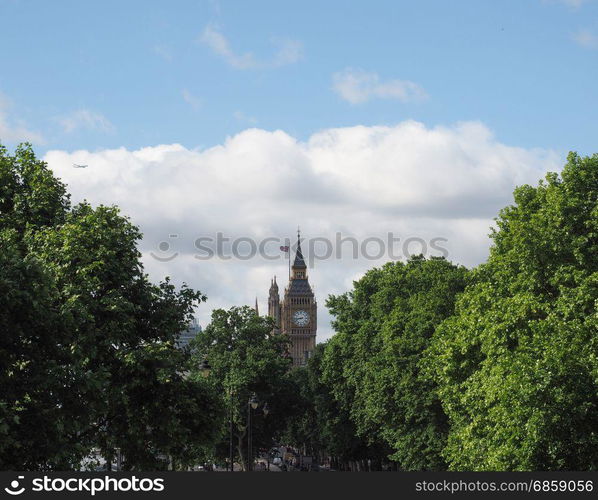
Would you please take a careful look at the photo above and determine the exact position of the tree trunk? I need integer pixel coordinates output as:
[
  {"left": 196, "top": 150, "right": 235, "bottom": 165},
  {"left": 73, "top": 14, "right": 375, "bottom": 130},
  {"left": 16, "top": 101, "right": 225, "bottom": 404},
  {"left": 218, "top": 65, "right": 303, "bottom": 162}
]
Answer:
[{"left": 237, "top": 435, "right": 246, "bottom": 471}]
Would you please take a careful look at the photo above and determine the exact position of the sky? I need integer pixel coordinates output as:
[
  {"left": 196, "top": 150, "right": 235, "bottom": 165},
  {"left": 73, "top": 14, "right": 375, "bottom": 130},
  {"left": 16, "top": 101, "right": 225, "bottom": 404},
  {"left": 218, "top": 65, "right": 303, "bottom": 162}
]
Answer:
[{"left": 1, "top": 0, "right": 597, "bottom": 340}]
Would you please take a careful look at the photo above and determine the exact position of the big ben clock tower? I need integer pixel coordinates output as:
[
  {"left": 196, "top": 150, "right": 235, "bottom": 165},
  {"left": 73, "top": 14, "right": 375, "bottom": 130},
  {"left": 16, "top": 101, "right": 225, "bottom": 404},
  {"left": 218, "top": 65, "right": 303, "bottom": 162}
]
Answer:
[{"left": 268, "top": 230, "right": 317, "bottom": 366}]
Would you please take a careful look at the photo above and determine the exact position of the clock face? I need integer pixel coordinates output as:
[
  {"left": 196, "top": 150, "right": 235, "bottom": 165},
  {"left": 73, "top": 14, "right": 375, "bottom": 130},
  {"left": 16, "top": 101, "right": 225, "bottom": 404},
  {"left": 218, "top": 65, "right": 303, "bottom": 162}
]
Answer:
[{"left": 292, "top": 310, "right": 310, "bottom": 327}]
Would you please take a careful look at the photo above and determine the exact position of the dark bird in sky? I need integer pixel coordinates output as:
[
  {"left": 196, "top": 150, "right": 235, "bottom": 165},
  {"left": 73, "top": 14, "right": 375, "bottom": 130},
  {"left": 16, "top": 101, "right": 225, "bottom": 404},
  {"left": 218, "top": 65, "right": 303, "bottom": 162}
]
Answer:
[{"left": 73, "top": 163, "right": 88, "bottom": 168}]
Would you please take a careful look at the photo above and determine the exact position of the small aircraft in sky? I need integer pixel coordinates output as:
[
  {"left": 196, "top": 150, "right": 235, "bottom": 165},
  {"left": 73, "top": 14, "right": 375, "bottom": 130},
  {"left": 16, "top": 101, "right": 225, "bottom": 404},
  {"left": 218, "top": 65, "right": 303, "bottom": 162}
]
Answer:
[{"left": 73, "top": 163, "right": 88, "bottom": 168}]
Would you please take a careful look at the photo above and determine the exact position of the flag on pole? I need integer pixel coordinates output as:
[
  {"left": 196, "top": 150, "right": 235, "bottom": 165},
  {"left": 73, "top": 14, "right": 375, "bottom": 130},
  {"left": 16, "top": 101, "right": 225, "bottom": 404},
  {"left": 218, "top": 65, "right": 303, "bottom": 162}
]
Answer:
[{"left": 281, "top": 245, "right": 291, "bottom": 280}]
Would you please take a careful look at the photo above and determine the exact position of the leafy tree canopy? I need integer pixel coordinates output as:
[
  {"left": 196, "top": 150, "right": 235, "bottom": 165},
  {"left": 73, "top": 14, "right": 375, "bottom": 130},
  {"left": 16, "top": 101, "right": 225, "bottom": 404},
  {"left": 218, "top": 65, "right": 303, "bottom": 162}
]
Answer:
[
  {"left": 0, "top": 144, "right": 221, "bottom": 470},
  {"left": 427, "top": 153, "right": 598, "bottom": 470},
  {"left": 325, "top": 256, "right": 468, "bottom": 470},
  {"left": 190, "top": 306, "right": 292, "bottom": 469}
]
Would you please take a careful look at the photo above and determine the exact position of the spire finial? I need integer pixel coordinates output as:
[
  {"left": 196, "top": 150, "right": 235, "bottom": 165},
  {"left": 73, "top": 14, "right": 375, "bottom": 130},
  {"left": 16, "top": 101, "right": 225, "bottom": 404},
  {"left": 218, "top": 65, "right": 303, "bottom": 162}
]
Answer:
[{"left": 297, "top": 225, "right": 300, "bottom": 241}]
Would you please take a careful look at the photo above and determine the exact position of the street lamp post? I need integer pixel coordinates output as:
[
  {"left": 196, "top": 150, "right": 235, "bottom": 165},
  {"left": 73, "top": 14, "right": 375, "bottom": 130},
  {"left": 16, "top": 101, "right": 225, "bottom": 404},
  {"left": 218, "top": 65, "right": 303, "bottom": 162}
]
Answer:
[
  {"left": 262, "top": 403, "right": 269, "bottom": 471},
  {"left": 246, "top": 395, "right": 269, "bottom": 472},
  {"left": 198, "top": 359, "right": 215, "bottom": 472},
  {"left": 226, "top": 338, "right": 235, "bottom": 472},
  {"left": 247, "top": 393, "right": 259, "bottom": 471},
  {"left": 229, "top": 389, "right": 234, "bottom": 472},
  {"left": 200, "top": 359, "right": 268, "bottom": 473}
]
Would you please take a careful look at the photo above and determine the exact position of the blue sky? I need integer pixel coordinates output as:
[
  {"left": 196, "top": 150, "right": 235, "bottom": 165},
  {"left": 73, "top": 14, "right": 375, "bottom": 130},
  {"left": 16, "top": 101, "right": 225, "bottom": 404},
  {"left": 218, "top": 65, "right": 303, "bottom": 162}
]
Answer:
[
  {"left": 1, "top": 0, "right": 597, "bottom": 155},
  {"left": 1, "top": 0, "right": 597, "bottom": 338}
]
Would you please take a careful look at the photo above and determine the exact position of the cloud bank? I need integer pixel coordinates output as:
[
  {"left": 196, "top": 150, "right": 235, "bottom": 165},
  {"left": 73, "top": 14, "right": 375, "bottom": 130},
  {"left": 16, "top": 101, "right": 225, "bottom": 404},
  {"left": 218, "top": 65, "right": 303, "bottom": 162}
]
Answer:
[{"left": 44, "top": 121, "right": 561, "bottom": 340}]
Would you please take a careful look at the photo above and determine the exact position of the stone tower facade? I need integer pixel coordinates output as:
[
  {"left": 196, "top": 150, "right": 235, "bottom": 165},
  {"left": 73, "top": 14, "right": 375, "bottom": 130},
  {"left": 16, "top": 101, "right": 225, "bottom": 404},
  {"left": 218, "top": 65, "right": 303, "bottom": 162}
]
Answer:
[{"left": 267, "top": 232, "right": 317, "bottom": 367}]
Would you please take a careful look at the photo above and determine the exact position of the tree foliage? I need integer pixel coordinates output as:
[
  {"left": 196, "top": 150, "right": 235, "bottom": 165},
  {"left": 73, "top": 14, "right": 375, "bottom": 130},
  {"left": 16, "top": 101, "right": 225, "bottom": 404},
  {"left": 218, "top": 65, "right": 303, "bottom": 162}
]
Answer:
[
  {"left": 427, "top": 153, "right": 598, "bottom": 470},
  {"left": 324, "top": 256, "right": 468, "bottom": 470},
  {"left": 190, "top": 306, "right": 292, "bottom": 469},
  {"left": 281, "top": 343, "right": 389, "bottom": 470},
  {"left": 0, "top": 144, "right": 222, "bottom": 470}
]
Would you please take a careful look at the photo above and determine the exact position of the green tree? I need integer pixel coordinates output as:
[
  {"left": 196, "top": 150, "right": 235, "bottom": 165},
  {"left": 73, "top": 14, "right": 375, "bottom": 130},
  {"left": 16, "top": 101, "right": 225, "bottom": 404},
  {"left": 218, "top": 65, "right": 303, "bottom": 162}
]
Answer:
[
  {"left": 0, "top": 144, "right": 70, "bottom": 234},
  {"left": 427, "top": 153, "right": 598, "bottom": 470},
  {"left": 325, "top": 256, "right": 468, "bottom": 470},
  {"left": 282, "top": 343, "right": 387, "bottom": 470},
  {"left": 0, "top": 144, "right": 87, "bottom": 468},
  {"left": 0, "top": 144, "right": 222, "bottom": 470},
  {"left": 190, "top": 306, "right": 292, "bottom": 470},
  {"left": 0, "top": 228, "right": 89, "bottom": 468}
]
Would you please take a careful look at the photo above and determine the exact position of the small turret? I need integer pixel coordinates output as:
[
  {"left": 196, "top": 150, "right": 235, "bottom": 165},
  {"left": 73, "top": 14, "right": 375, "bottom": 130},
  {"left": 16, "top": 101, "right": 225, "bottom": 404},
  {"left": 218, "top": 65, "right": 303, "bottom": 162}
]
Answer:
[
  {"left": 269, "top": 275, "right": 279, "bottom": 295},
  {"left": 268, "top": 275, "right": 281, "bottom": 333}
]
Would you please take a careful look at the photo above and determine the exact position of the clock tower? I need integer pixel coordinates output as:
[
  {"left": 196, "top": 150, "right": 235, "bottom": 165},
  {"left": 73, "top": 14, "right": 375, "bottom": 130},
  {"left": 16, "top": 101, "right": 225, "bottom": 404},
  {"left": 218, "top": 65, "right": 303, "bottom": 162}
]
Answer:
[{"left": 268, "top": 230, "right": 317, "bottom": 367}]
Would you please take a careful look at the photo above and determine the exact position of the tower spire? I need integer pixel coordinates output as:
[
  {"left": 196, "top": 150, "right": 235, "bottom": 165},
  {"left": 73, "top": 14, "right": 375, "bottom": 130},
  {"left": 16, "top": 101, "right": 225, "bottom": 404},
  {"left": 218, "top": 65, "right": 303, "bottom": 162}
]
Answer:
[
  {"left": 255, "top": 297, "right": 259, "bottom": 315},
  {"left": 293, "top": 233, "right": 306, "bottom": 269},
  {"left": 291, "top": 227, "right": 307, "bottom": 280}
]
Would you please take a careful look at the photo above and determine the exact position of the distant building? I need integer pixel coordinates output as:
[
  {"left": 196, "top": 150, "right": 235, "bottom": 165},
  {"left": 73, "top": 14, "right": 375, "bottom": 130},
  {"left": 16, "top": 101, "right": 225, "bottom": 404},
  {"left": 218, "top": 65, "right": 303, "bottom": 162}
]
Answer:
[
  {"left": 267, "top": 230, "right": 317, "bottom": 367},
  {"left": 176, "top": 317, "right": 202, "bottom": 349}
]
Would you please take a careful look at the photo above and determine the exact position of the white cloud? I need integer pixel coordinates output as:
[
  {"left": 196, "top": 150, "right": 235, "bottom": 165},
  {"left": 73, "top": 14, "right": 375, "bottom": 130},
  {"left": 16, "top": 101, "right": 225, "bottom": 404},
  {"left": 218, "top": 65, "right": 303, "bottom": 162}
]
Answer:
[
  {"left": 182, "top": 89, "right": 202, "bottom": 111},
  {"left": 552, "top": 0, "right": 590, "bottom": 8},
  {"left": 270, "top": 37, "right": 304, "bottom": 67},
  {"left": 154, "top": 44, "right": 173, "bottom": 61},
  {"left": 573, "top": 29, "right": 598, "bottom": 49},
  {"left": 0, "top": 92, "right": 44, "bottom": 144},
  {"left": 200, "top": 24, "right": 303, "bottom": 69},
  {"left": 333, "top": 68, "right": 427, "bottom": 105},
  {"left": 233, "top": 110, "right": 257, "bottom": 124},
  {"left": 44, "top": 121, "right": 560, "bottom": 341},
  {"left": 59, "top": 109, "right": 115, "bottom": 134}
]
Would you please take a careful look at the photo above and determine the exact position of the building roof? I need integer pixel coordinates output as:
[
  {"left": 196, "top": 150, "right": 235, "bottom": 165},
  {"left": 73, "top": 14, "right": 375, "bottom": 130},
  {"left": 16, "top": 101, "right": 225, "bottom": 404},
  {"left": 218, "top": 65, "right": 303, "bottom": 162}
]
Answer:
[
  {"left": 293, "top": 236, "right": 307, "bottom": 269},
  {"left": 287, "top": 278, "right": 313, "bottom": 295}
]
